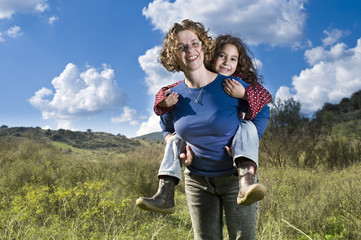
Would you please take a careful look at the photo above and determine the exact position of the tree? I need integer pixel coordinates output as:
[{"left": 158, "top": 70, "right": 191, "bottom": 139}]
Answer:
[
  {"left": 260, "top": 98, "right": 321, "bottom": 167},
  {"left": 350, "top": 90, "right": 361, "bottom": 110},
  {"left": 268, "top": 98, "right": 308, "bottom": 134},
  {"left": 340, "top": 97, "right": 351, "bottom": 113}
]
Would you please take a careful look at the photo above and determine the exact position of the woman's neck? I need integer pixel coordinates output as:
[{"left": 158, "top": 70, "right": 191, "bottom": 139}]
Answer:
[{"left": 184, "top": 67, "right": 217, "bottom": 88}]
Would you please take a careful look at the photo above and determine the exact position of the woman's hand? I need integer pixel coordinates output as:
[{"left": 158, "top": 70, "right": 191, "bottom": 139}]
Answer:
[
  {"left": 180, "top": 145, "right": 194, "bottom": 166},
  {"left": 223, "top": 78, "right": 246, "bottom": 99},
  {"left": 158, "top": 89, "right": 179, "bottom": 108}
]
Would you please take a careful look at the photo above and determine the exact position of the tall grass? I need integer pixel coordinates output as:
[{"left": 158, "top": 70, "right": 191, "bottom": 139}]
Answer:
[
  {"left": 0, "top": 136, "right": 360, "bottom": 239},
  {"left": 257, "top": 164, "right": 361, "bottom": 239},
  {"left": 0, "top": 137, "right": 192, "bottom": 239}
]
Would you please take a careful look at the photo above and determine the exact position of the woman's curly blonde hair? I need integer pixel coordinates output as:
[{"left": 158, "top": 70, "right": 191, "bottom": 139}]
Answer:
[{"left": 159, "top": 19, "right": 214, "bottom": 72}]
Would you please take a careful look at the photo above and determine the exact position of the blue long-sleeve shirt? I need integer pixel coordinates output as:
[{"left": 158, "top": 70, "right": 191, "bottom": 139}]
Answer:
[{"left": 160, "top": 74, "right": 270, "bottom": 177}]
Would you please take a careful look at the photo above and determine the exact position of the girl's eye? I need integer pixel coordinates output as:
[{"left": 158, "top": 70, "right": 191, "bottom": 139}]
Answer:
[
  {"left": 218, "top": 53, "right": 226, "bottom": 58},
  {"left": 231, "top": 57, "right": 238, "bottom": 62}
]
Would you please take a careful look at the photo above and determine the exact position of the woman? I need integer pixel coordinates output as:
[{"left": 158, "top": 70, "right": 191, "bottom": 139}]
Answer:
[{"left": 157, "top": 19, "right": 269, "bottom": 239}]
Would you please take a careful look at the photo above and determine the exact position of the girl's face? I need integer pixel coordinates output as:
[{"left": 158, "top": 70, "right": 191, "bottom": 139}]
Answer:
[
  {"left": 213, "top": 43, "right": 239, "bottom": 76},
  {"left": 175, "top": 30, "right": 204, "bottom": 72}
]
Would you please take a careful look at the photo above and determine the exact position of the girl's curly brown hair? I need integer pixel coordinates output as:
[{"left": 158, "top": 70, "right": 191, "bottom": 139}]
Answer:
[
  {"left": 212, "top": 34, "right": 263, "bottom": 86},
  {"left": 159, "top": 19, "right": 214, "bottom": 72}
]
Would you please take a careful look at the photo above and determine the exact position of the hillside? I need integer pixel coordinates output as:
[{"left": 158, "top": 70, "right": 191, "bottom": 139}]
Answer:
[
  {"left": 134, "top": 131, "right": 164, "bottom": 141},
  {"left": 0, "top": 126, "right": 161, "bottom": 153}
]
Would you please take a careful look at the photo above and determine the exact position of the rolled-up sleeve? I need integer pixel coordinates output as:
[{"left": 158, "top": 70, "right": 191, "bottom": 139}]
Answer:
[{"left": 160, "top": 112, "right": 175, "bottom": 138}]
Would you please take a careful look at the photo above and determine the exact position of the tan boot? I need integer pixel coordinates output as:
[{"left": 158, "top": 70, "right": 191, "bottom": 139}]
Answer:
[
  {"left": 136, "top": 177, "right": 176, "bottom": 214},
  {"left": 237, "top": 165, "right": 266, "bottom": 206}
]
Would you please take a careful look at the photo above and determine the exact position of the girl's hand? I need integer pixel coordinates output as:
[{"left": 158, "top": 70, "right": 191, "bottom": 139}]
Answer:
[
  {"left": 158, "top": 89, "right": 179, "bottom": 107},
  {"left": 223, "top": 78, "right": 246, "bottom": 99}
]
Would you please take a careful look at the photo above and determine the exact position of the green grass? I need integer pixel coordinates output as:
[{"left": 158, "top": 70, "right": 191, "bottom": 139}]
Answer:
[
  {"left": 52, "top": 141, "right": 88, "bottom": 153},
  {"left": 0, "top": 136, "right": 360, "bottom": 239},
  {"left": 331, "top": 119, "right": 361, "bottom": 141},
  {"left": 258, "top": 165, "right": 361, "bottom": 239}
]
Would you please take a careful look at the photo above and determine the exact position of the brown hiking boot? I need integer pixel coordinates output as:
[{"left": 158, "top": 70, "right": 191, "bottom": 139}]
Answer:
[
  {"left": 136, "top": 177, "right": 176, "bottom": 214},
  {"left": 237, "top": 165, "right": 266, "bottom": 206}
]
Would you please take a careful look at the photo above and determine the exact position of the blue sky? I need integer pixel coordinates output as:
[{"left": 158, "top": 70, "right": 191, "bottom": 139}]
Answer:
[{"left": 1, "top": 0, "right": 360, "bottom": 138}]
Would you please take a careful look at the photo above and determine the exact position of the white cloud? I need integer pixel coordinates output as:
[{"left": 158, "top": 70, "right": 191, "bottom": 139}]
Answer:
[
  {"left": 0, "top": 25, "right": 23, "bottom": 42},
  {"left": 276, "top": 37, "right": 361, "bottom": 113},
  {"left": 142, "top": 0, "right": 307, "bottom": 46},
  {"left": 304, "top": 28, "right": 353, "bottom": 65},
  {"left": 136, "top": 114, "right": 162, "bottom": 137},
  {"left": 48, "top": 16, "right": 58, "bottom": 25},
  {"left": 304, "top": 43, "right": 353, "bottom": 66},
  {"left": 275, "top": 86, "right": 294, "bottom": 101},
  {"left": 29, "top": 87, "right": 53, "bottom": 109},
  {"left": 111, "top": 106, "right": 146, "bottom": 126},
  {"left": 0, "top": 0, "right": 52, "bottom": 42},
  {"left": 291, "top": 39, "right": 313, "bottom": 51},
  {"left": 35, "top": 1, "right": 49, "bottom": 12},
  {"left": 6, "top": 25, "right": 22, "bottom": 38},
  {"left": 138, "top": 46, "right": 183, "bottom": 95},
  {"left": 0, "top": 0, "right": 49, "bottom": 19},
  {"left": 29, "top": 63, "right": 128, "bottom": 129},
  {"left": 57, "top": 120, "right": 77, "bottom": 131},
  {"left": 253, "top": 58, "right": 263, "bottom": 70},
  {"left": 322, "top": 28, "right": 350, "bottom": 46}
]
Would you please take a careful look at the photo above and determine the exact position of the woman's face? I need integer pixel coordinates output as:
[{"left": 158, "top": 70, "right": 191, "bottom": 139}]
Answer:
[
  {"left": 213, "top": 43, "right": 239, "bottom": 76},
  {"left": 175, "top": 30, "right": 204, "bottom": 72}
]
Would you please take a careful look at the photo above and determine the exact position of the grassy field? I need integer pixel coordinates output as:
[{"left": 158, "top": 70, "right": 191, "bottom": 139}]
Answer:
[{"left": 0, "top": 136, "right": 360, "bottom": 239}]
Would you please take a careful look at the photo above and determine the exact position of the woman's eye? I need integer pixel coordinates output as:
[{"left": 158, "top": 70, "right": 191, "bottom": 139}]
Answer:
[{"left": 177, "top": 45, "right": 185, "bottom": 51}]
